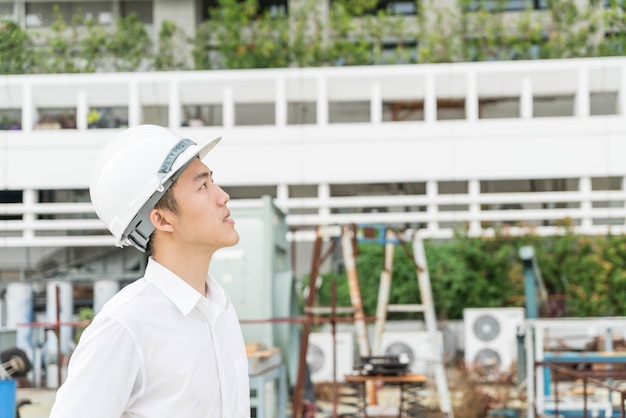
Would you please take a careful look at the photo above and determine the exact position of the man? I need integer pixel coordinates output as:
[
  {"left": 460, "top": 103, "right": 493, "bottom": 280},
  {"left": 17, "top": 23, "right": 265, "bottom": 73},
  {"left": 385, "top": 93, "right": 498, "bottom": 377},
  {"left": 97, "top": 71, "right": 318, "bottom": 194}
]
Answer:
[{"left": 50, "top": 124, "right": 250, "bottom": 417}]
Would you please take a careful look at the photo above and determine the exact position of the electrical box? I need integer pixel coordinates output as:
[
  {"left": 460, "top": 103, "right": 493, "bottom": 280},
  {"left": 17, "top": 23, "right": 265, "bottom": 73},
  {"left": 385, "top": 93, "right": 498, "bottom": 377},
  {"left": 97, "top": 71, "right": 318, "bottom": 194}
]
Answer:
[{"left": 210, "top": 195, "right": 298, "bottom": 381}]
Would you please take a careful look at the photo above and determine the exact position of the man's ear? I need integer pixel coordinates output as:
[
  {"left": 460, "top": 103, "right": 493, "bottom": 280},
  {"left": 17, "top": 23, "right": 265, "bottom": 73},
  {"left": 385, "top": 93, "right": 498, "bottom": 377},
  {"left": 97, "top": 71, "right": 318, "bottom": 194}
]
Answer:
[{"left": 149, "top": 208, "right": 174, "bottom": 232}]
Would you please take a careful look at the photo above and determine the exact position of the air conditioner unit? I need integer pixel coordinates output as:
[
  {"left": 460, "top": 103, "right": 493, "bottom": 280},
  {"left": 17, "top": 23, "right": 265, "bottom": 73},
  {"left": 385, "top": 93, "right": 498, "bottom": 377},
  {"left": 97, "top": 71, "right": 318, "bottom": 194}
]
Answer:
[
  {"left": 380, "top": 331, "right": 442, "bottom": 376},
  {"left": 463, "top": 307, "right": 525, "bottom": 376},
  {"left": 307, "top": 332, "right": 354, "bottom": 383}
]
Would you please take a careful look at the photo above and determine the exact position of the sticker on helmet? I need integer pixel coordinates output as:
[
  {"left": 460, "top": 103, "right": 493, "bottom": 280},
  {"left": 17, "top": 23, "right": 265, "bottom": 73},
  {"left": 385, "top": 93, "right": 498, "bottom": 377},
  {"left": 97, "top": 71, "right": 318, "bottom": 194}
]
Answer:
[{"left": 159, "top": 138, "right": 197, "bottom": 174}]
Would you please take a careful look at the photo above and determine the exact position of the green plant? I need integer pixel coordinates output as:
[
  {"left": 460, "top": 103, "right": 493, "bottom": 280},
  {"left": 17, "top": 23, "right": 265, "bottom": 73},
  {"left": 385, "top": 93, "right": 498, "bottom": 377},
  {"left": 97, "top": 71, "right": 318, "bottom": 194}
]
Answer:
[
  {"left": 154, "top": 20, "right": 189, "bottom": 71},
  {"left": 193, "top": 0, "right": 290, "bottom": 70},
  {"left": 300, "top": 224, "right": 626, "bottom": 320},
  {"left": 38, "top": 5, "right": 80, "bottom": 73},
  {"left": 81, "top": 14, "right": 109, "bottom": 72},
  {"left": 598, "top": 0, "right": 626, "bottom": 56},
  {"left": 540, "top": 0, "right": 601, "bottom": 59},
  {"left": 74, "top": 307, "right": 95, "bottom": 343},
  {"left": 416, "top": 1, "right": 463, "bottom": 63},
  {"left": 287, "top": 0, "right": 326, "bottom": 67},
  {"left": 327, "top": 1, "right": 371, "bottom": 66},
  {"left": 4, "top": 0, "right": 626, "bottom": 73},
  {"left": 0, "top": 20, "right": 36, "bottom": 74},
  {"left": 108, "top": 13, "right": 152, "bottom": 71}
]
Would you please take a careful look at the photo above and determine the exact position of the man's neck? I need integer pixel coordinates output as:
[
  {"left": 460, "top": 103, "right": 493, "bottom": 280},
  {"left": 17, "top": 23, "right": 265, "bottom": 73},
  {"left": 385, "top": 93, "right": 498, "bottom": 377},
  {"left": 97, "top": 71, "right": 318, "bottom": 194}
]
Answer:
[{"left": 153, "top": 251, "right": 213, "bottom": 296}]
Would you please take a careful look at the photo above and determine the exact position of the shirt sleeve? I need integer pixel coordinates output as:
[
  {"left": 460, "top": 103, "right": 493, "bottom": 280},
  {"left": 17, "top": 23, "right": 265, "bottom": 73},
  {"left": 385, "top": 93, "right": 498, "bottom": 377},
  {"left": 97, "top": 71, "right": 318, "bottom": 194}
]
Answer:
[{"left": 49, "top": 315, "right": 143, "bottom": 418}]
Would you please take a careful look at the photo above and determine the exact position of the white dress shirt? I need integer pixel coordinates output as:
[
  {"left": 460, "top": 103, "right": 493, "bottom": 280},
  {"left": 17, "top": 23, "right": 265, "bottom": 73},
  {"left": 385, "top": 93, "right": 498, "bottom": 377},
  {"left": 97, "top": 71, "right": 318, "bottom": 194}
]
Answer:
[{"left": 50, "top": 258, "right": 251, "bottom": 418}]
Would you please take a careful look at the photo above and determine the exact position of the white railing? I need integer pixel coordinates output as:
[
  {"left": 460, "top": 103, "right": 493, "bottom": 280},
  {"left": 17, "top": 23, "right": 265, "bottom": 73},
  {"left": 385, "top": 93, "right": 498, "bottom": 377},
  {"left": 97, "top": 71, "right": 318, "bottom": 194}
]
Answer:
[
  {"left": 3, "top": 57, "right": 626, "bottom": 246},
  {"left": 2, "top": 178, "right": 625, "bottom": 246},
  {"left": 1, "top": 57, "right": 625, "bottom": 131}
]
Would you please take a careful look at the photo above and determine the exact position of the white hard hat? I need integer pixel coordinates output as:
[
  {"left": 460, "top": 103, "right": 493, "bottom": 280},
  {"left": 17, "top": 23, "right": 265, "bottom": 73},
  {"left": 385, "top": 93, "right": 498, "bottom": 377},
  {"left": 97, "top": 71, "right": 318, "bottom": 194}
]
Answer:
[{"left": 90, "top": 124, "right": 220, "bottom": 252}]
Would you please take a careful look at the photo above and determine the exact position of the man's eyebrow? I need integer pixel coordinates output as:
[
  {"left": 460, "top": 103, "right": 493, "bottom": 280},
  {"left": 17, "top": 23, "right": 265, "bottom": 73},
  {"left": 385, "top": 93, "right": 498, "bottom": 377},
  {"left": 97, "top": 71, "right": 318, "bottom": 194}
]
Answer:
[{"left": 193, "top": 171, "right": 210, "bottom": 182}]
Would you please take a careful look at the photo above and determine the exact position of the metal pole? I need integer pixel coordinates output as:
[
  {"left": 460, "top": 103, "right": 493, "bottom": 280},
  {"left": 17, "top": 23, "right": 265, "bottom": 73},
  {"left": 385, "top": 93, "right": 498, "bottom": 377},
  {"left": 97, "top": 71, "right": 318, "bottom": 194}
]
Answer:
[
  {"left": 340, "top": 225, "right": 376, "bottom": 405},
  {"left": 373, "top": 229, "right": 395, "bottom": 355},
  {"left": 413, "top": 233, "right": 453, "bottom": 418},
  {"left": 292, "top": 227, "right": 323, "bottom": 418}
]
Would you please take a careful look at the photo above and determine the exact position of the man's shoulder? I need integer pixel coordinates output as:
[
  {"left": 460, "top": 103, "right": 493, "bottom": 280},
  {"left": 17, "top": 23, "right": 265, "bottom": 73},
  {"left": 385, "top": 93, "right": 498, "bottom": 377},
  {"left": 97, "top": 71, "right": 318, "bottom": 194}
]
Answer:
[{"left": 97, "top": 278, "right": 148, "bottom": 318}]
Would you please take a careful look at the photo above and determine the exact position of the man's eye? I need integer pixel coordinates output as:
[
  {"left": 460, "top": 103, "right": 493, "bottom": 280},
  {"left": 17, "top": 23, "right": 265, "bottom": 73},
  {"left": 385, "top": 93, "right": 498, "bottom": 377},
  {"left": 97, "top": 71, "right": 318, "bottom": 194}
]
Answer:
[{"left": 201, "top": 182, "right": 208, "bottom": 189}]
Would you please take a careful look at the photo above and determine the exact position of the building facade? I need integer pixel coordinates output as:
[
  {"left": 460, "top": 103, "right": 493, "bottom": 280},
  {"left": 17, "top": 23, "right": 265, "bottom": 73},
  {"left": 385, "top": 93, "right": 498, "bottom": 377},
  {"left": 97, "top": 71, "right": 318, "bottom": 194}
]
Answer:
[{"left": 1, "top": 0, "right": 625, "bottom": 301}]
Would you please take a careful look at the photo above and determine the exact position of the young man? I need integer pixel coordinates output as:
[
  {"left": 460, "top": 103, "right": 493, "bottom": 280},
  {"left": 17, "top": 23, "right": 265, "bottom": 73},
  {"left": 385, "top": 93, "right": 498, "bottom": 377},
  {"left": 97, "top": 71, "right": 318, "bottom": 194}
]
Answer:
[{"left": 50, "top": 124, "right": 250, "bottom": 417}]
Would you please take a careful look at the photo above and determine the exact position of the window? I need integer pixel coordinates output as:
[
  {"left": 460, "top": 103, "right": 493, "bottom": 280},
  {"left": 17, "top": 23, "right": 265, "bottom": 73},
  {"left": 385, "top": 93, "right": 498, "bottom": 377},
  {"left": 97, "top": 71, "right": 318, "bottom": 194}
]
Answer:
[
  {"left": 604, "top": 0, "right": 626, "bottom": 8},
  {"left": 120, "top": 0, "right": 153, "bottom": 24},
  {"left": 223, "top": 186, "right": 277, "bottom": 199},
  {"left": 465, "top": 0, "right": 548, "bottom": 11},
  {"left": 330, "top": 0, "right": 418, "bottom": 15},
  {"left": 0, "top": 190, "right": 22, "bottom": 221},
  {"left": 25, "top": 2, "right": 112, "bottom": 28},
  {"left": 88, "top": 107, "right": 129, "bottom": 129},
  {"left": 0, "top": 2, "right": 14, "bottom": 20},
  {"left": 201, "top": 0, "right": 288, "bottom": 20},
  {"left": 35, "top": 108, "right": 77, "bottom": 129},
  {"left": 0, "top": 110, "right": 21, "bottom": 130},
  {"left": 379, "top": 1, "right": 416, "bottom": 15}
]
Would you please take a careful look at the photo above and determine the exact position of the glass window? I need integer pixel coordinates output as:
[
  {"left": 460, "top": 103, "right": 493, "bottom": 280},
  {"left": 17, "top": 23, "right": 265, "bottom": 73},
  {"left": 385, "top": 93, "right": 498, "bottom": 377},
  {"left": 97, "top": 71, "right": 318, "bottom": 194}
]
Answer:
[
  {"left": 120, "top": 0, "right": 153, "bottom": 24},
  {"left": 202, "top": 0, "right": 287, "bottom": 19},
  {"left": 25, "top": 2, "right": 112, "bottom": 27},
  {"left": 35, "top": 108, "right": 76, "bottom": 129},
  {"left": 465, "top": 0, "right": 548, "bottom": 11},
  {"left": 604, "top": 0, "right": 626, "bottom": 8},
  {"left": 330, "top": 0, "right": 417, "bottom": 15},
  {"left": 0, "top": 2, "right": 14, "bottom": 20},
  {"left": 379, "top": 1, "right": 416, "bottom": 15},
  {"left": 0, "top": 109, "right": 21, "bottom": 130},
  {"left": 592, "top": 177, "right": 622, "bottom": 191},
  {"left": 87, "top": 107, "right": 129, "bottom": 129},
  {"left": 0, "top": 190, "right": 22, "bottom": 221}
]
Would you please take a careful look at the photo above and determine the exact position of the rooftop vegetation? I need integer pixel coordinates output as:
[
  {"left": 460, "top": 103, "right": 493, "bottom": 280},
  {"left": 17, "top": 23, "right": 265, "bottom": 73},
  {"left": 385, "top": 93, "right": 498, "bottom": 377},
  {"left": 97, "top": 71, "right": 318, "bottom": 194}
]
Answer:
[{"left": 2, "top": 0, "right": 626, "bottom": 74}]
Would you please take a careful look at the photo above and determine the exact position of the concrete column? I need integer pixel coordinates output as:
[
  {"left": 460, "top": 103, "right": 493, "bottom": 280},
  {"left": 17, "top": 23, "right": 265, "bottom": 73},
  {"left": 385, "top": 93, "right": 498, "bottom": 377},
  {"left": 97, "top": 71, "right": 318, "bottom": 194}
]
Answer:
[
  {"left": 6, "top": 282, "right": 33, "bottom": 362},
  {"left": 275, "top": 77, "right": 287, "bottom": 126},
  {"left": 370, "top": 83, "right": 382, "bottom": 124},
  {"left": 276, "top": 184, "right": 289, "bottom": 214},
  {"left": 575, "top": 67, "right": 590, "bottom": 118},
  {"left": 168, "top": 80, "right": 181, "bottom": 129},
  {"left": 465, "top": 71, "right": 478, "bottom": 122},
  {"left": 424, "top": 73, "right": 436, "bottom": 123},
  {"left": 128, "top": 81, "right": 141, "bottom": 126},
  {"left": 426, "top": 180, "right": 438, "bottom": 234},
  {"left": 520, "top": 77, "right": 533, "bottom": 119},
  {"left": 46, "top": 281, "right": 73, "bottom": 356},
  {"left": 468, "top": 179, "right": 481, "bottom": 235},
  {"left": 620, "top": 66, "right": 626, "bottom": 117},
  {"left": 316, "top": 76, "right": 328, "bottom": 126},
  {"left": 22, "top": 82, "right": 33, "bottom": 132},
  {"left": 223, "top": 87, "right": 234, "bottom": 127},
  {"left": 93, "top": 279, "right": 120, "bottom": 313},
  {"left": 580, "top": 176, "right": 592, "bottom": 231},
  {"left": 76, "top": 90, "right": 88, "bottom": 130},
  {"left": 22, "top": 189, "right": 36, "bottom": 241},
  {"left": 318, "top": 183, "right": 330, "bottom": 221}
]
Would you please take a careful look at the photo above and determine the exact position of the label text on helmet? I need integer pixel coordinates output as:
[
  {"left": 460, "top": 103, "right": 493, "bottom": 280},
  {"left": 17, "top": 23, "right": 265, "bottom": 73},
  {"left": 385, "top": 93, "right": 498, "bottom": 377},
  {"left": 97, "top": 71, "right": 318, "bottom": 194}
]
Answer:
[{"left": 159, "top": 138, "right": 197, "bottom": 174}]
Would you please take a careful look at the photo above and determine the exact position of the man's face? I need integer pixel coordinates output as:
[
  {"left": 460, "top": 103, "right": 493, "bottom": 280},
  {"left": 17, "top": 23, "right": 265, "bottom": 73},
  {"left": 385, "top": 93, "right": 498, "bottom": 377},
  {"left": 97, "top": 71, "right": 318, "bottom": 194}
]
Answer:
[{"left": 167, "top": 157, "right": 239, "bottom": 252}]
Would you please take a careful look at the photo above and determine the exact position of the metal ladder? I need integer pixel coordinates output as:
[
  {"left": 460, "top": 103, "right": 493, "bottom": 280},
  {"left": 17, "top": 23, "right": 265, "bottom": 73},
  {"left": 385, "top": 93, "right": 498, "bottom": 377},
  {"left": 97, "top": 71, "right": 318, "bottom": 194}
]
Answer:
[
  {"left": 292, "top": 224, "right": 375, "bottom": 418},
  {"left": 292, "top": 225, "right": 453, "bottom": 418},
  {"left": 370, "top": 227, "right": 454, "bottom": 418}
]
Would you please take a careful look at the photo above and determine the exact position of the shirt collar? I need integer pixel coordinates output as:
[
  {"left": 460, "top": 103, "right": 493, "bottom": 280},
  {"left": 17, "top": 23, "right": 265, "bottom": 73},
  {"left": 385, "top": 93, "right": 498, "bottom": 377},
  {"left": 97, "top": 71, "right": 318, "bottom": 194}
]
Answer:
[{"left": 145, "top": 257, "right": 229, "bottom": 317}]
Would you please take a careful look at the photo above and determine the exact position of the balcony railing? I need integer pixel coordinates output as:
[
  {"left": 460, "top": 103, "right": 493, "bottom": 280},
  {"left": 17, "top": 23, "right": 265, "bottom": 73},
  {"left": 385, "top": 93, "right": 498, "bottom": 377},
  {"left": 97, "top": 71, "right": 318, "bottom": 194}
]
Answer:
[
  {"left": 2, "top": 57, "right": 626, "bottom": 130},
  {"left": 1, "top": 179, "right": 625, "bottom": 246},
  {"left": 2, "top": 57, "right": 626, "bottom": 246}
]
